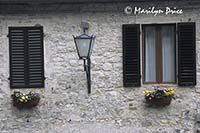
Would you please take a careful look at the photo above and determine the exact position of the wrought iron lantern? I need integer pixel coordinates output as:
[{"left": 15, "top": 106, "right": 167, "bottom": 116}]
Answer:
[{"left": 73, "top": 28, "right": 95, "bottom": 94}]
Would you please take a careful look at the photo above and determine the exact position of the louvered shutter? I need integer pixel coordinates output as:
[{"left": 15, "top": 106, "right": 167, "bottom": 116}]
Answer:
[
  {"left": 9, "top": 28, "right": 26, "bottom": 88},
  {"left": 27, "top": 27, "right": 44, "bottom": 87},
  {"left": 9, "top": 27, "right": 44, "bottom": 88},
  {"left": 178, "top": 22, "right": 196, "bottom": 86},
  {"left": 122, "top": 24, "right": 141, "bottom": 87}
]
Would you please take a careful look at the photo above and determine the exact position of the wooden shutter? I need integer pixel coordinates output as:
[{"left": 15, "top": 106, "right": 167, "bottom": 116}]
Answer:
[
  {"left": 123, "top": 24, "right": 141, "bottom": 87},
  {"left": 178, "top": 22, "right": 196, "bottom": 86},
  {"left": 9, "top": 27, "right": 26, "bottom": 88},
  {"left": 27, "top": 27, "right": 44, "bottom": 87},
  {"left": 9, "top": 27, "right": 44, "bottom": 88}
]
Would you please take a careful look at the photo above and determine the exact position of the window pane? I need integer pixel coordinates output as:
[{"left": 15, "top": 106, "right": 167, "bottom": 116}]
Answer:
[
  {"left": 145, "top": 26, "right": 156, "bottom": 82},
  {"left": 162, "top": 26, "right": 175, "bottom": 82}
]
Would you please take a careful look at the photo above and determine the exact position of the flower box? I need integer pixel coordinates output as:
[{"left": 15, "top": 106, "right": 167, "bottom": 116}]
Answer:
[
  {"left": 11, "top": 91, "right": 40, "bottom": 109},
  {"left": 144, "top": 88, "right": 174, "bottom": 106},
  {"left": 145, "top": 95, "right": 172, "bottom": 106}
]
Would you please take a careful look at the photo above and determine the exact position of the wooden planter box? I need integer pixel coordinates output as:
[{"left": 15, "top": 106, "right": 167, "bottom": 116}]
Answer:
[{"left": 145, "top": 96, "right": 172, "bottom": 106}]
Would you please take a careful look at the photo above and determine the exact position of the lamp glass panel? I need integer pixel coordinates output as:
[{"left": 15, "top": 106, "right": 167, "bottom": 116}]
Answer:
[
  {"left": 75, "top": 38, "right": 91, "bottom": 58},
  {"left": 89, "top": 38, "right": 95, "bottom": 57}
]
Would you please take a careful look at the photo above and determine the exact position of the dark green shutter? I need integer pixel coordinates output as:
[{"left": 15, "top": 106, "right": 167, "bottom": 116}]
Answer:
[
  {"left": 9, "top": 27, "right": 44, "bottom": 88},
  {"left": 123, "top": 24, "right": 141, "bottom": 87},
  {"left": 9, "top": 27, "right": 26, "bottom": 88},
  {"left": 27, "top": 27, "right": 44, "bottom": 87},
  {"left": 178, "top": 22, "right": 196, "bottom": 86}
]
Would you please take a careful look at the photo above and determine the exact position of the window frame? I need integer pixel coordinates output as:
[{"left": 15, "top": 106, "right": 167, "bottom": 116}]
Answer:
[{"left": 142, "top": 24, "right": 177, "bottom": 84}]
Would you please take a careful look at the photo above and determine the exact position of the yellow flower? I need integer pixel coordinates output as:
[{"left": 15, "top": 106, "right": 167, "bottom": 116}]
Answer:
[
  {"left": 144, "top": 90, "right": 153, "bottom": 97},
  {"left": 19, "top": 99, "right": 24, "bottom": 102},
  {"left": 164, "top": 87, "right": 174, "bottom": 96}
]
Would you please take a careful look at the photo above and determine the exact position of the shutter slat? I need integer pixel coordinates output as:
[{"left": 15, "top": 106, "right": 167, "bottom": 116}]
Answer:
[
  {"left": 178, "top": 22, "right": 196, "bottom": 86},
  {"left": 123, "top": 24, "right": 141, "bottom": 87}
]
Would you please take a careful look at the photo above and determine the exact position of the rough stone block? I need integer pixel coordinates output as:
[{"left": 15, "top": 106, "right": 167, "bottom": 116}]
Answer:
[
  {"left": 197, "top": 113, "right": 200, "bottom": 123},
  {"left": 197, "top": 128, "right": 200, "bottom": 133}
]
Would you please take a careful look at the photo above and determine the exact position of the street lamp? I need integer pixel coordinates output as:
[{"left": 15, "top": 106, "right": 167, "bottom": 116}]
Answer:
[{"left": 73, "top": 29, "right": 95, "bottom": 94}]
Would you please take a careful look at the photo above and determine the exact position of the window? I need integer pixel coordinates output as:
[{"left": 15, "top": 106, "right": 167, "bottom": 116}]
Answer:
[
  {"left": 123, "top": 23, "right": 196, "bottom": 87},
  {"left": 9, "top": 26, "right": 45, "bottom": 88},
  {"left": 143, "top": 25, "right": 176, "bottom": 83}
]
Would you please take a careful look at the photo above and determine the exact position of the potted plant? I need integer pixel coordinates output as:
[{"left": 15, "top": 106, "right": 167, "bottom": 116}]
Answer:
[
  {"left": 11, "top": 91, "right": 40, "bottom": 109},
  {"left": 144, "top": 87, "right": 174, "bottom": 106}
]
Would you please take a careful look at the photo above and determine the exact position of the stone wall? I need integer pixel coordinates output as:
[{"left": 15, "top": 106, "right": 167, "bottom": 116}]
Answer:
[{"left": 0, "top": 3, "right": 200, "bottom": 133}]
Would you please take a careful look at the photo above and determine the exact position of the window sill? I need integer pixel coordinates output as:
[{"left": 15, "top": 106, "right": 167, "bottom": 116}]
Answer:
[{"left": 141, "top": 83, "right": 177, "bottom": 88}]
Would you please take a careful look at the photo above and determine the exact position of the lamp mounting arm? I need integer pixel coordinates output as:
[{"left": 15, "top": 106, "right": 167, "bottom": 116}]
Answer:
[
  {"left": 83, "top": 27, "right": 87, "bottom": 34},
  {"left": 81, "top": 21, "right": 89, "bottom": 34},
  {"left": 83, "top": 58, "right": 91, "bottom": 94}
]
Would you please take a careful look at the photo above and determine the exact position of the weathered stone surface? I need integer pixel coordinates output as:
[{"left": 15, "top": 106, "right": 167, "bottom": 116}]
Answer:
[{"left": 0, "top": 1, "right": 199, "bottom": 133}]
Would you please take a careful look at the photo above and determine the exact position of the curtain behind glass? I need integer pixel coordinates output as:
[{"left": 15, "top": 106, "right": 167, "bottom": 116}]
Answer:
[
  {"left": 162, "top": 26, "right": 175, "bottom": 82},
  {"left": 145, "top": 26, "right": 156, "bottom": 82}
]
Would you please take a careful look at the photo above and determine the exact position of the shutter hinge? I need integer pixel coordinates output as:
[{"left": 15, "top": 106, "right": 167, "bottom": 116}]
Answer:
[
  {"left": 44, "top": 77, "right": 46, "bottom": 80},
  {"left": 8, "top": 77, "right": 10, "bottom": 80},
  {"left": 7, "top": 34, "right": 10, "bottom": 38}
]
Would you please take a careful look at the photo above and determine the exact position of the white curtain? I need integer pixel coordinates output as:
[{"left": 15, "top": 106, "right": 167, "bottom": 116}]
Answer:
[
  {"left": 162, "top": 26, "right": 175, "bottom": 82},
  {"left": 145, "top": 26, "right": 156, "bottom": 82}
]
